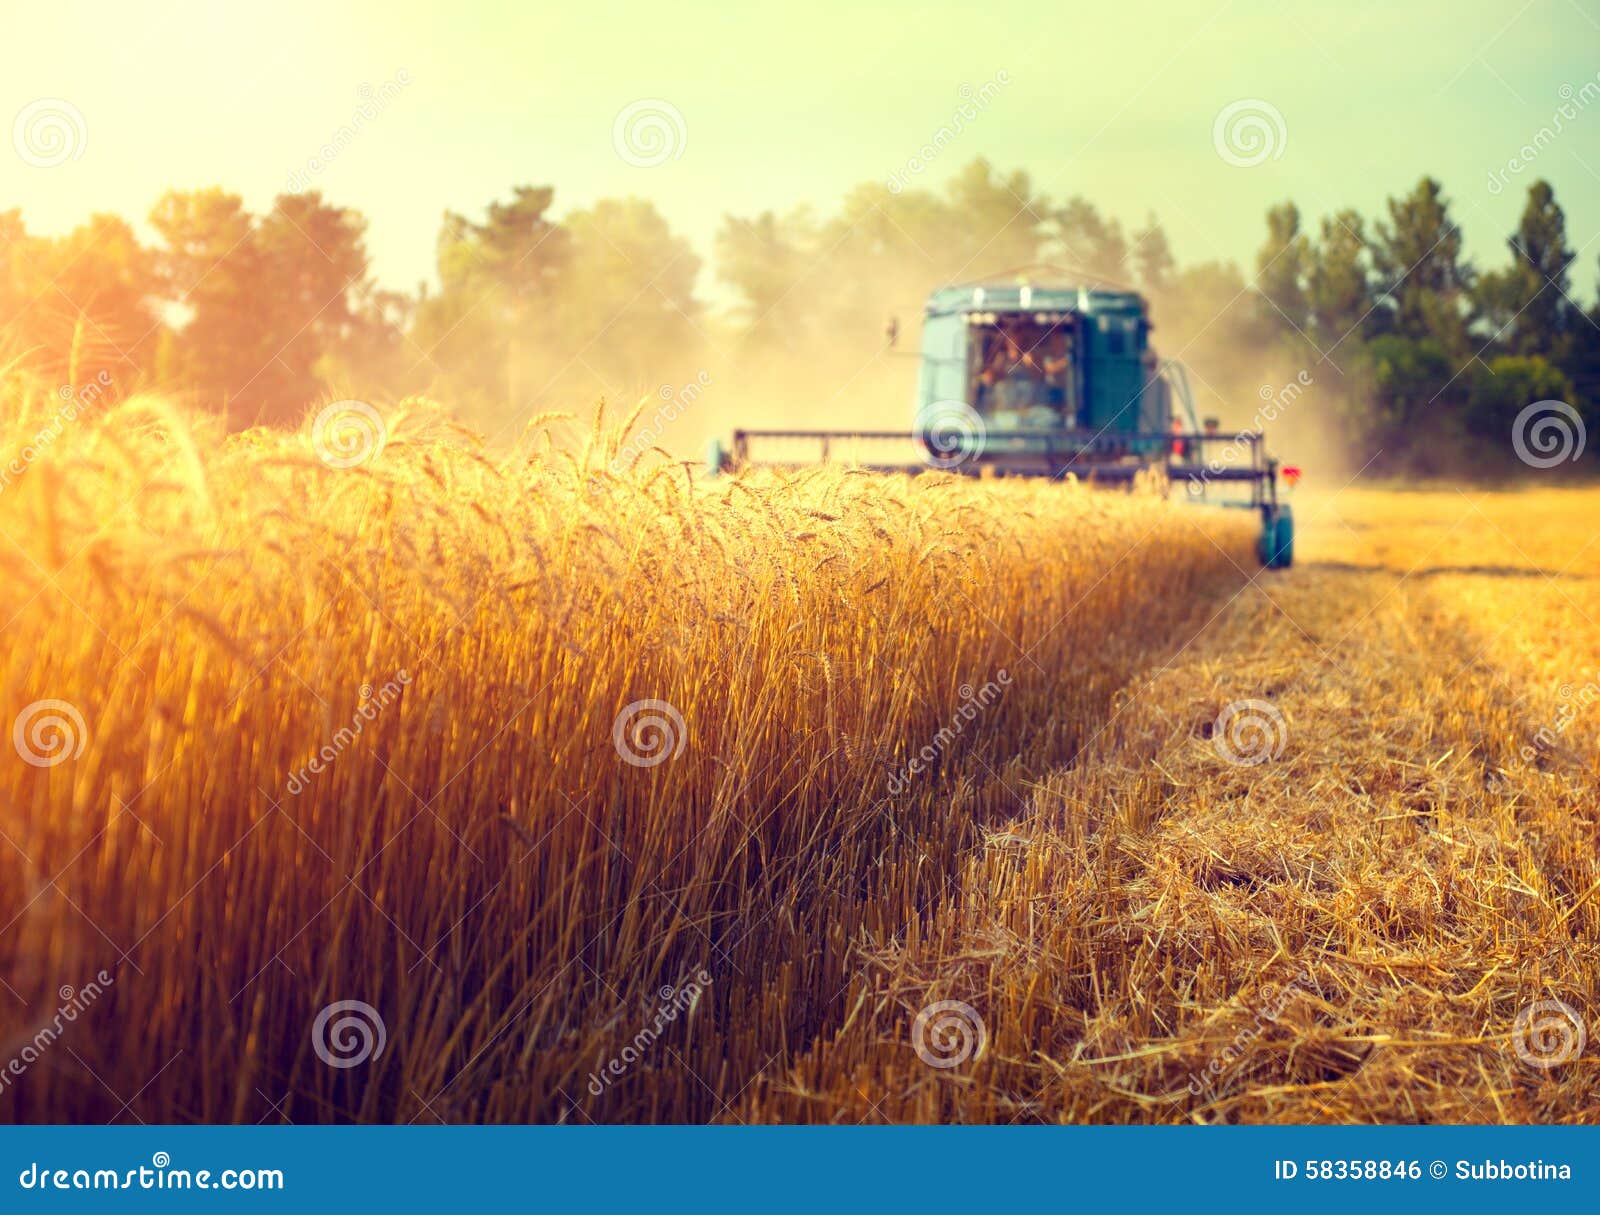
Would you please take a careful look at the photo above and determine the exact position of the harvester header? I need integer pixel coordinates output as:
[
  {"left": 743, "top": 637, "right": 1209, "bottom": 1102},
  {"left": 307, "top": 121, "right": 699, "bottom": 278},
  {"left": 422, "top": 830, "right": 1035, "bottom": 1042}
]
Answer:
[{"left": 710, "top": 269, "right": 1294, "bottom": 567}]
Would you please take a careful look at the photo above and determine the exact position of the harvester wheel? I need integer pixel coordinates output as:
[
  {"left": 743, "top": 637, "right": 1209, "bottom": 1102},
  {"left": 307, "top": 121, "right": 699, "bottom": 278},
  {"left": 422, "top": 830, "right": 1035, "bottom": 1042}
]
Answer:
[{"left": 1257, "top": 504, "right": 1294, "bottom": 569}]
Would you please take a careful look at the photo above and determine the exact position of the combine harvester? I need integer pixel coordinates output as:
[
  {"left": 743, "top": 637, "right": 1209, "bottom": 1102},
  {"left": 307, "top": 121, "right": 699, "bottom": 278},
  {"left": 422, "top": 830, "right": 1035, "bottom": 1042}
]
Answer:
[{"left": 708, "top": 271, "right": 1294, "bottom": 568}]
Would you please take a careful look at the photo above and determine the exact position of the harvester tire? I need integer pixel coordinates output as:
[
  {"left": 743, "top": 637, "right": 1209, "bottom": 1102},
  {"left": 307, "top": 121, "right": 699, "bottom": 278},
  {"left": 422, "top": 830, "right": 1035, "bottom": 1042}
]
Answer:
[{"left": 1258, "top": 504, "right": 1294, "bottom": 569}]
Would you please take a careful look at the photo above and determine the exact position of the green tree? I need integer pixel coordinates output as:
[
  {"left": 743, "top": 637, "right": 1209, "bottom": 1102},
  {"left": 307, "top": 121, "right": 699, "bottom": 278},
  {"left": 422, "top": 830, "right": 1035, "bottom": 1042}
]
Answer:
[
  {"left": 940, "top": 159, "right": 1050, "bottom": 274},
  {"left": 1255, "top": 202, "right": 1310, "bottom": 335},
  {"left": 1474, "top": 180, "right": 1575, "bottom": 363},
  {"left": 1351, "top": 334, "right": 1456, "bottom": 460},
  {"left": 1463, "top": 355, "right": 1576, "bottom": 451},
  {"left": 1131, "top": 215, "right": 1175, "bottom": 295},
  {"left": 1371, "top": 177, "right": 1472, "bottom": 350},
  {"left": 558, "top": 197, "right": 703, "bottom": 394},
  {"left": 1473, "top": 264, "right": 1530, "bottom": 353},
  {"left": 412, "top": 186, "right": 570, "bottom": 410},
  {"left": 151, "top": 189, "right": 379, "bottom": 426},
  {"left": 1052, "top": 197, "right": 1129, "bottom": 283},
  {"left": 1560, "top": 254, "right": 1600, "bottom": 429},
  {"left": 150, "top": 187, "right": 265, "bottom": 416},
  {"left": 713, "top": 208, "right": 820, "bottom": 348},
  {"left": 0, "top": 211, "right": 160, "bottom": 389},
  {"left": 255, "top": 192, "right": 378, "bottom": 415},
  {"left": 1305, "top": 210, "right": 1374, "bottom": 347}
]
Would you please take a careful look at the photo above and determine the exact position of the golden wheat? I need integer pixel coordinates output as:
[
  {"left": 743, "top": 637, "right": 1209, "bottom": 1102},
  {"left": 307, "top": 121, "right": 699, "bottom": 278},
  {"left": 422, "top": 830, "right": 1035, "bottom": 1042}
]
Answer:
[{"left": 0, "top": 384, "right": 1256, "bottom": 1123}]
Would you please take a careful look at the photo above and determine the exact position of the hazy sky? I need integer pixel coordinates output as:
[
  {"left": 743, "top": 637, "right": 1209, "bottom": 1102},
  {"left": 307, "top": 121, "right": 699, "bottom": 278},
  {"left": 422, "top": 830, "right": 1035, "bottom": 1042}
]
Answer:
[{"left": 5, "top": 0, "right": 1599, "bottom": 299}]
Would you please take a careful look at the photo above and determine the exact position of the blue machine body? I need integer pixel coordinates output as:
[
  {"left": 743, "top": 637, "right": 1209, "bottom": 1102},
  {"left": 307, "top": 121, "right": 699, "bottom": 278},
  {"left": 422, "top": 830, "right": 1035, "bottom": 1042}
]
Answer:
[{"left": 915, "top": 282, "right": 1172, "bottom": 443}]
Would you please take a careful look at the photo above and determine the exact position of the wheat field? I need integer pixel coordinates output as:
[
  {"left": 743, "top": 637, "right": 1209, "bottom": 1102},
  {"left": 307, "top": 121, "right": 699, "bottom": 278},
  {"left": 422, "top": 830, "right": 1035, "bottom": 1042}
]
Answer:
[
  {"left": 1, "top": 380, "right": 1594, "bottom": 1123},
  {"left": 0, "top": 383, "right": 1268, "bottom": 1123}
]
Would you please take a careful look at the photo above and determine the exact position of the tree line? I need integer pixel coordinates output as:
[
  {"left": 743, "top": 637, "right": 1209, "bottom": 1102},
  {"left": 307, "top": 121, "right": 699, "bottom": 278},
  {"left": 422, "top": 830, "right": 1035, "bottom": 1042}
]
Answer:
[{"left": 1, "top": 160, "right": 1595, "bottom": 472}]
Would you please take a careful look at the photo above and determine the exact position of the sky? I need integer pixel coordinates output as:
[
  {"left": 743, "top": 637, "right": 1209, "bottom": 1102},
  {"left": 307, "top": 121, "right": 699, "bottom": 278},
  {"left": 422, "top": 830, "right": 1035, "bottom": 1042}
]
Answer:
[{"left": 4, "top": 0, "right": 1600, "bottom": 301}]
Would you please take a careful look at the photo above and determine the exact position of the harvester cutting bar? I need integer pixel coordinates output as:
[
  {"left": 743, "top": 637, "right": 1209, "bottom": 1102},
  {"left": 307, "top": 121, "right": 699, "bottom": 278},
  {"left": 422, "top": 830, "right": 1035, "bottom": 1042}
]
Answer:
[{"left": 724, "top": 427, "right": 1272, "bottom": 489}]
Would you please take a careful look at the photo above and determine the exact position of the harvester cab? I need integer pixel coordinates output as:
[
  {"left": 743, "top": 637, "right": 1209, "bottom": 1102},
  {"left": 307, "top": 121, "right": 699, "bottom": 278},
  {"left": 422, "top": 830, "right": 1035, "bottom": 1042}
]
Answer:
[{"left": 709, "top": 272, "right": 1293, "bottom": 568}]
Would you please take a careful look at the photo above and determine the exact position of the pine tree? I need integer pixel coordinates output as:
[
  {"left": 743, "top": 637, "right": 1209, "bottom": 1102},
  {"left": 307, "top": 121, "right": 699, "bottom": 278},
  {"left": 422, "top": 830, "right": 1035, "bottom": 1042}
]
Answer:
[
  {"left": 1504, "top": 180, "right": 1576, "bottom": 361},
  {"left": 1371, "top": 177, "right": 1471, "bottom": 350},
  {"left": 1255, "top": 202, "right": 1310, "bottom": 335},
  {"left": 1305, "top": 210, "right": 1374, "bottom": 348}
]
